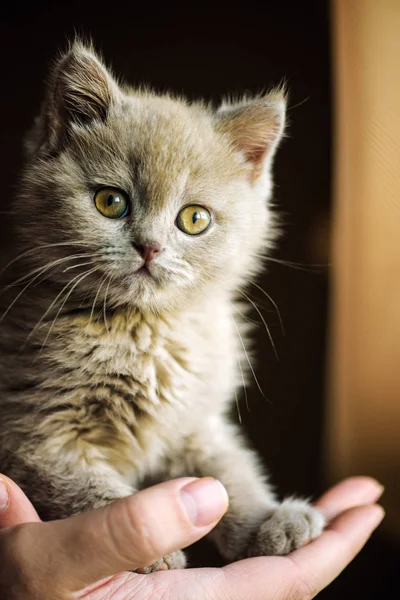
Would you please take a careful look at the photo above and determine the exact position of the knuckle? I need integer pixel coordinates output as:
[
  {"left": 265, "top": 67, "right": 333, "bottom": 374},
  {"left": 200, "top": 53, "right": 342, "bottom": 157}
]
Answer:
[
  {"left": 285, "top": 557, "right": 319, "bottom": 600},
  {"left": 109, "top": 495, "right": 161, "bottom": 566},
  {"left": 285, "top": 580, "right": 314, "bottom": 600},
  {"left": 126, "top": 497, "right": 161, "bottom": 562}
]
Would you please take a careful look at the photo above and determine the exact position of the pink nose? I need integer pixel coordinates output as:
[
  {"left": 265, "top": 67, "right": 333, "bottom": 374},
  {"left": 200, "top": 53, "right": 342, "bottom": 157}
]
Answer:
[{"left": 134, "top": 243, "right": 161, "bottom": 264}]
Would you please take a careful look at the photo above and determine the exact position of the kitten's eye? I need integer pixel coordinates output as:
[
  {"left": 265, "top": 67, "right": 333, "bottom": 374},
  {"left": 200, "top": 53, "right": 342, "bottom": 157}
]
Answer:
[
  {"left": 176, "top": 205, "right": 212, "bottom": 235},
  {"left": 94, "top": 187, "right": 130, "bottom": 219}
]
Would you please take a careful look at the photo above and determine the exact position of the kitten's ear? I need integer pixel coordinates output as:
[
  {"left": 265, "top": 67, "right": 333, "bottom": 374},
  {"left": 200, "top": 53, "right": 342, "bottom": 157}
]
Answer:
[
  {"left": 215, "top": 89, "right": 287, "bottom": 179},
  {"left": 27, "top": 42, "right": 121, "bottom": 154}
]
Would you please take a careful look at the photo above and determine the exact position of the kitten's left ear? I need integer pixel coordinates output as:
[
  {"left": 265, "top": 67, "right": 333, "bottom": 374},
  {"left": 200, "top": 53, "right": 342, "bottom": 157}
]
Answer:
[
  {"left": 26, "top": 42, "right": 121, "bottom": 155},
  {"left": 215, "top": 89, "right": 287, "bottom": 180}
]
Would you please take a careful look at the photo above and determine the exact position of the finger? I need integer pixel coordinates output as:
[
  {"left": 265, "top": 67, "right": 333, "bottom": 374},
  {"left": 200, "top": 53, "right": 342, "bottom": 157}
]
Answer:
[
  {"left": 285, "top": 503, "right": 385, "bottom": 598},
  {"left": 203, "top": 503, "right": 385, "bottom": 600},
  {"left": 78, "top": 502, "right": 385, "bottom": 600},
  {"left": 314, "top": 477, "right": 384, "bottom": 521},
  {"left": 0, "top": 475, "right": 40, "bottom": 528},
  {"left": 27, "top": 477, "right": 228, "bottom": 592}
]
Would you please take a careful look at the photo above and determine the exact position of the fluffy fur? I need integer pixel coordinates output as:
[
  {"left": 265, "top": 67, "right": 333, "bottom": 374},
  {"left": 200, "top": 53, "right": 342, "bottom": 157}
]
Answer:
[{"left": 0, "top": 42, "right": 323, "bottom": 570}]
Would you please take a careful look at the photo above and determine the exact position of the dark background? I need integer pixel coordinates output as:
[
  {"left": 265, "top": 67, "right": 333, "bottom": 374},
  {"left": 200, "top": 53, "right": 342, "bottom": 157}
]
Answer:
[{"left": 0, "top": 2, "right": 397, "bottom": 597}]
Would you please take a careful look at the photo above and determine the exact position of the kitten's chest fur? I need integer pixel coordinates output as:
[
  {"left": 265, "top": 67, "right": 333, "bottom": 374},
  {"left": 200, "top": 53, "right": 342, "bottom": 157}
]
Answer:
[{"left": 12, "top": 301, "right": 238, "bottom": 485}]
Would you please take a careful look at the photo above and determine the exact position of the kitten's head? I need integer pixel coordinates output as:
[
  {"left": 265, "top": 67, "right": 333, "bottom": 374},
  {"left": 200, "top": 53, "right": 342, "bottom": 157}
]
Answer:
[{"left": 16, "top": 42, "right": 286, "bottom": 312}]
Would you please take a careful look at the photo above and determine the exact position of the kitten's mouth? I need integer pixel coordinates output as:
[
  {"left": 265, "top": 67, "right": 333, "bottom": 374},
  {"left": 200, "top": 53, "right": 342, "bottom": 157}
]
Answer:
[{"left": 136, "top": 265, "right": 154, "bottom": 279}]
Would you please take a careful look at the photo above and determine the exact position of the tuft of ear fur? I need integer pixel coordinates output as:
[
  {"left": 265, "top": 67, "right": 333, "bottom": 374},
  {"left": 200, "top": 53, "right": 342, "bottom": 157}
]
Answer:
[
  {"left": 26, "top": 41, "right": 121, "bottom": 155},
  {"left": 215, "top": 87, "right": 287, "bottom": 179}
]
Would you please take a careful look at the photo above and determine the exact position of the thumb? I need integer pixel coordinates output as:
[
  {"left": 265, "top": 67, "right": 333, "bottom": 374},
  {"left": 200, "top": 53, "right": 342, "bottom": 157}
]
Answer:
[
  {"left": 11, "top": 477, "right": 228, "bottom": 593},
  {"left": 0, "top": 475, "right": 40, "bottom": 527}
]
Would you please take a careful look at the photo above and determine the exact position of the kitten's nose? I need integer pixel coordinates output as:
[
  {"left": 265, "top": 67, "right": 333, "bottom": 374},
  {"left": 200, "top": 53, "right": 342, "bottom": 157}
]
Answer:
[{"left": 133, "top": 242, "right": 161, "bottom": 264}]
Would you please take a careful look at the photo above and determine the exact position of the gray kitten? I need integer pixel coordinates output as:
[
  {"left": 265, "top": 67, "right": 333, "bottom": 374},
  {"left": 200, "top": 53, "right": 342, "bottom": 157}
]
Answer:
[{"left": 0, "top": 42, "right": 324, "bottom": 571}]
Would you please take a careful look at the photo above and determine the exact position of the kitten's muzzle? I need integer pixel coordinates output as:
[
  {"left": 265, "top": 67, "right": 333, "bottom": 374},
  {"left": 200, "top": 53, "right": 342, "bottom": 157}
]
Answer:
[{"left": 133, "top": 242, "right": 162, "bottom": 265}]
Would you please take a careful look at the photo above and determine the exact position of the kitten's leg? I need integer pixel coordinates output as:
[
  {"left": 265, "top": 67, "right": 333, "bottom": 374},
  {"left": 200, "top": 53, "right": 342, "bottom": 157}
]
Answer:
[
  {"left": 7, "top": 454, "right": 134, "bottom": 519},
  {"left": 7, "top": 453, "right": 186, "bottom": 572},
  {"left": 183, "top": 420, "right": 324, "bottom": 561}
]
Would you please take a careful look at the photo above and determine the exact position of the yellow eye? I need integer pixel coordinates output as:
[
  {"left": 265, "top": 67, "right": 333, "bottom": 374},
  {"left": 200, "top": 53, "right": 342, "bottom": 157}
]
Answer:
[
  {"left": 176, "top": 205, "right": 212, "bottom": 235},
  {"left": 94, "top": 187, "right": 130, "bottom": 219}
]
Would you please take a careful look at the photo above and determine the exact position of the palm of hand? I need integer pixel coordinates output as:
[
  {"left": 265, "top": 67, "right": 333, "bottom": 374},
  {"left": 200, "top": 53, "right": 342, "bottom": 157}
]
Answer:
[{"left": 79, "top": 479, "right": 384, "bottom": 600}]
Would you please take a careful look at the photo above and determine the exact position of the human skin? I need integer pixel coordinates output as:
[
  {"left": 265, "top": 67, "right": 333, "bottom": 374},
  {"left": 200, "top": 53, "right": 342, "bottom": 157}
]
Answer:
[{"left": 0, "top": 474, "right": 384, "bottom": 600}]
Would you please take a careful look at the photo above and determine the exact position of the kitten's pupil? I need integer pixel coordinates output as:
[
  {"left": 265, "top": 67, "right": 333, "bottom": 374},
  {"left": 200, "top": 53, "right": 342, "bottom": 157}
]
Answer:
[
  {"left": 94, "top": 188, "right": 128, "bottom": 219},
  {"left": 176, "top": 205, "right": 211, "bottom": 235}
]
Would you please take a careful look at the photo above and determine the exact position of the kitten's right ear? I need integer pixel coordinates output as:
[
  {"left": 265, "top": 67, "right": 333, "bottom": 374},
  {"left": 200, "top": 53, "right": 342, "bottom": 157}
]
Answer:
[{"left": 26, "top": 42, "right": 121, "bottom": 155}]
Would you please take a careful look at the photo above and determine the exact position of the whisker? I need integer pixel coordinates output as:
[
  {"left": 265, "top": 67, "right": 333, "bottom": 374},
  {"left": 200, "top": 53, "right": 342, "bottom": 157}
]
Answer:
[
  {"left": 248, "top": 280, "right": 285, "bottom": 336},
  {"left": 3, "top": 253, "right": 101, "bottom": 290},
  {"left": 0, "top": 254, "right": 102, "bottom": 324},
  {"left": 232, "top": 303, "right": 260, "bottom": 326},
  {"left": 0, "top": 268, "right": 55, "bottom": 325},
  {"left": 78, "top": 284, "right": 99, "bottom": 309},
  {"left": 0, "top": 241, "right": 95, "bottom": 280},
  {"left": 234, "top": 335, "right": 249, "bottom": 414},
  {"left": 261, "top": 256, "right": 329, "bottom": 273},
  {"left": 63, "top": 258, "right": 102, "bottom": 272},
  {"left": 103, "top": 275, "right": 113, "bottom": 334},
  {"left": 86, "top": 274, "right": 108, "bottom": 333},
  {"left": 160, "top": 262, "right": 194, "bottom": 281},
  {"left": 37, "top": 267, "right": 100, "bottom": 352},
  {"left": 24, "top": 267, "right": 98, "bottom": 347},
  {"left": 225, "top": 302, "right": 247, "bottom": 420},
  {"left": 288, "top": 95, "right": 310, "bottom": 111},
  {"left": 230, "top": 312, "right": 269, "bottom": 404},
  {"left": 234, "top": 389, "right": 243, "bottom": 424},
  {"left": 239, "top": 291, "right": 278, "bottom": 360}
]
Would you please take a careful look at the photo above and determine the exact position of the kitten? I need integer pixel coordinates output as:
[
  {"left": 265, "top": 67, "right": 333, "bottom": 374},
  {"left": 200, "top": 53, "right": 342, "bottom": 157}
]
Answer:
[{"left": 0, "top": 42, "right": 324, "bottom": 571}]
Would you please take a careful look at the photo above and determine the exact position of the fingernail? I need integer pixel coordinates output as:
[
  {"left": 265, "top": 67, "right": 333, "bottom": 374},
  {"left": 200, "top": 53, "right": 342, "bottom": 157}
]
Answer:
[
  {"left": 0, "top": 479, "right": 9, "bottom": 512},
  {"left": 180, "top": 477, "right": 229, "bottom": 527}
]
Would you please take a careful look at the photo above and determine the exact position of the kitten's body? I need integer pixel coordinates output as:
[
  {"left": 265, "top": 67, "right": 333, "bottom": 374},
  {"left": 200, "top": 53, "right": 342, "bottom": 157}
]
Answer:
[{"left": 0, "top": 43, "right": 323, "bottom": 569}]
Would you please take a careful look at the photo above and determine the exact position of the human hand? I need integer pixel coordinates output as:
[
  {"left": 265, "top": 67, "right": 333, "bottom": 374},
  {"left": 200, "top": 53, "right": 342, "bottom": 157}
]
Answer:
[{"left": 0, "top": 474, "right": 384, "bottom": 600}]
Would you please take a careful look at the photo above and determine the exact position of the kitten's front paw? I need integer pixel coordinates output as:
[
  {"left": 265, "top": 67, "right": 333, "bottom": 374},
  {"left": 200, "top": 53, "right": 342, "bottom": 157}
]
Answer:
[
  {"left": 134, "top": 550, "right": 186, "bottom": 573},
  {"left": 247, "top": 499, "right": 325, "bottom": 557}
]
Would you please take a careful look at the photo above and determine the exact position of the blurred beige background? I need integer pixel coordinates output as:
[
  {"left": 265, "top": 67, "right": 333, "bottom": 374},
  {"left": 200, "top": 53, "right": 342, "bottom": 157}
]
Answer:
[{"left": 328, "top": 0, "right": 400, "bottom": 537}]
